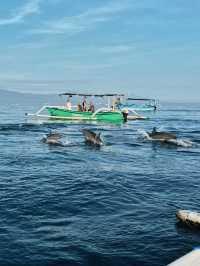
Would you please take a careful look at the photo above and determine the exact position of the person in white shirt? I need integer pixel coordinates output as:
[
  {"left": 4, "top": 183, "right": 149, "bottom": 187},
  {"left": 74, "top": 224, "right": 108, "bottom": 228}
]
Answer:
[{"left": 65, "top": 97, "right": 72, "bottom": 110}]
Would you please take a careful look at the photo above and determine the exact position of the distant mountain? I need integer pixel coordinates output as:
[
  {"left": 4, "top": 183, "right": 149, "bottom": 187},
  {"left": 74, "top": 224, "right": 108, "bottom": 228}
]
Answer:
[
  {"left": 0, "top": 89, "right": 61, "bottom": 105},
  {"left": 0, "top": 89, "right": 26, "bottom": 100}
]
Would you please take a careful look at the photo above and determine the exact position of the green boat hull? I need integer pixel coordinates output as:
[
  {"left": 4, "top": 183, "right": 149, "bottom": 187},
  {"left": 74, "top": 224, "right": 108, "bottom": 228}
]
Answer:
[{"left": 46, "top": 107, "right": 124, "bottom": 122}]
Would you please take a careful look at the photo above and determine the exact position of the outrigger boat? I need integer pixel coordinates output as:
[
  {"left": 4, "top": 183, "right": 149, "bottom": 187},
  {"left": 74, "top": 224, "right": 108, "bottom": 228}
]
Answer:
[
  {"left": 26, "top": 93, "right": 129, "bottom": 123},
  {"left": 117, "top": 98, "right": 159, "bottom": 112}
]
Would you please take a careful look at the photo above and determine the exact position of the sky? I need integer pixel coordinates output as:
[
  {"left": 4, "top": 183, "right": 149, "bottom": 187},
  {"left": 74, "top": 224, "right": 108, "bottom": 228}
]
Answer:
[{"left": 0, "top": 0, "right": 200, "bottom": 101}]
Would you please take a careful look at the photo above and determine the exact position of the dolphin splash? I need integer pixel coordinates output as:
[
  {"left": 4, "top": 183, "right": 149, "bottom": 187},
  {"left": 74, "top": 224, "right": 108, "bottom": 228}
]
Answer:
[{"left": 82, "top": 129, "right": 103, "bottom": 146}]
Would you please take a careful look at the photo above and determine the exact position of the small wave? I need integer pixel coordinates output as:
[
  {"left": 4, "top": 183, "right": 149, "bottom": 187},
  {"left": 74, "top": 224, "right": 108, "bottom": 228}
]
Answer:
[
  {"left": 177, "top": 149, "right": 200, "bottom": 154},
  {"left": 0, "top": 122, "right": 49, "bottom": 132},
  {"left": 0, "top": 122, "right": 70, "bottom": 134},
  {"left": 193, "top": 139, "right": 200, "bottom": 144},
  {"left": 124, "top": 142, "right": 143, "bottom": 147},
  {"left": 186, "top": 130, "right": 200, "bottom": 134},
  {"left": 0, "top": 123, "right": 34, "bottom": 131}
]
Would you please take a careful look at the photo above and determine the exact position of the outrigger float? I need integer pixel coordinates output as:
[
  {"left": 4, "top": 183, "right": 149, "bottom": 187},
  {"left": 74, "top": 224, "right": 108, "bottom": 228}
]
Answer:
[{"left": 26, "top": 93, "right": 146, "bottom": 123}]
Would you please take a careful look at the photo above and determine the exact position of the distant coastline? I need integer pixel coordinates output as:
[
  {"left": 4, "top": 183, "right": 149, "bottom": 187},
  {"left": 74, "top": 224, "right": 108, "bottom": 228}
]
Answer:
[{"left": 0, "top": 88, "right": 200, "bottom": 104}]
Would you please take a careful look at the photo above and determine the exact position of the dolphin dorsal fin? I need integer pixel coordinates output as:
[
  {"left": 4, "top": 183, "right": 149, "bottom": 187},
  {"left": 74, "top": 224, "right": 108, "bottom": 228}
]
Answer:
[
  {"left": 95, "top": 132, "right": 101, "bottom": 139},
  {"left": 152, "top": 127, "right": 157, "bottom": 134},
  {"left": 47, "top": 130, "right": 52, "bottom": 137}
]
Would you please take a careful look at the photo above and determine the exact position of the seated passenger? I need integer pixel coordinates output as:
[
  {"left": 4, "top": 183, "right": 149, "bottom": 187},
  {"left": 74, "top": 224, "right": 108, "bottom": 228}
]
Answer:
[
  {"left": 65, "top": 97, "right": 72, "bottom": 110},
  {"left": 77, "top": 103, "right": 82, "bottom": 112},
  {"left": 112, "top": 99, "right": 117, "bottom": 110},
  {"left": 114, "top": 97, "right": 121, "bottom": 110},
  {"left": 82, "top": 97, "right": 87, "bottom": 112},
  {"left": 111, "top": 105, "right": 115, "bottom": 111},
  {"left": 88, "top": 100, "right": 95, "bottom": 112}
]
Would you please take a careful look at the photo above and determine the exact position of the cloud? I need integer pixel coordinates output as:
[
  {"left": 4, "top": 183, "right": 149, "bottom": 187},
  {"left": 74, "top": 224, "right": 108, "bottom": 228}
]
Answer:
[
  {"left": 0, "top": 0, "right": 42, "bottom": 26},
  {"left": 30, "top": 1, "right": 132, "bottom": 34},
  {"left": 98, "top": 45, "right": 135, "bottom": 54}
]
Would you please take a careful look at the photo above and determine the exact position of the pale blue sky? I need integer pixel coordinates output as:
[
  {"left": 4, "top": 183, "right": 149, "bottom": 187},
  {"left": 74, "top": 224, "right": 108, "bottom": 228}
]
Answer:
[{"left": 0, "top": 0, "right": 199, "bottom": 100}]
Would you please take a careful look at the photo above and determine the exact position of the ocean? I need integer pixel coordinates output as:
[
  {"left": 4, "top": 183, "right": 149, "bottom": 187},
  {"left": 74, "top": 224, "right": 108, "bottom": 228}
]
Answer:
[{"left": 0, "top": 91, "right": 200, "bottom": 266}]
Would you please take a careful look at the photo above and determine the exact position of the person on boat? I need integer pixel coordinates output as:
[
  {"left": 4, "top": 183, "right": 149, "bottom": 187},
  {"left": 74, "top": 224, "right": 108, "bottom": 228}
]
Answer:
[
  {"left": 77, "top": 103, "right": 83, "bottom": 112},
  {"left": 65, "top": 97, "right": 72, "bottom": 110},
  {"left": 82, "top": 96, "right": 87, "bottom": 112},
  {"left": 112, "top": 97, "right": 121, "bottom": 111},
  {"left": 111, "top": 99, "right": 116, "bottom": 111},
  {"left": 115, "top": 97, "right": 122, "bottom": 109},
  {"left": 88, "top": 99, "right": 95, "bottom": 112}
]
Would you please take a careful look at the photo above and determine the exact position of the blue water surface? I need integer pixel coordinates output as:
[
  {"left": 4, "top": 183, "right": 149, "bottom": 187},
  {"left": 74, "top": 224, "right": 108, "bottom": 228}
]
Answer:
[{"left": 0, "top": 92, "right": 200, "bottom": 266}]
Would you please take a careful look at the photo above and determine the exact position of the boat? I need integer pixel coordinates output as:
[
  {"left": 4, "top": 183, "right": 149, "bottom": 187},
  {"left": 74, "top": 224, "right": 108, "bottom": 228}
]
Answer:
[
  {"left": 26, "top": 93, "right": 128, "bottom": 123},
  {"left": 117, "top": 98, "right": 159, "bottom": 112},
  {"left": 168, "top": 248, "right": 200, "bottom": 266}
]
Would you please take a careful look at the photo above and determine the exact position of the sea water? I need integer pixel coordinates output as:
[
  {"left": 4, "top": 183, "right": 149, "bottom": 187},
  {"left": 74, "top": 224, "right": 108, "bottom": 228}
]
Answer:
[{"left": 0, "top": 93, "right": 200, "bottom": 266}]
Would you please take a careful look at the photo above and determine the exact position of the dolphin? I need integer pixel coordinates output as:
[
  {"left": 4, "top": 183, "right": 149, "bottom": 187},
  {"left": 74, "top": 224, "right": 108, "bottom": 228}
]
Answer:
[
  {"left": 42, "top": 132, "right": 63, "bottom": 146},
  {"left": 82, "top": 129, "right": 103, "bottom": 146},
  {"left": 148, "top": 127, "right": 177, "bottom": 141}
]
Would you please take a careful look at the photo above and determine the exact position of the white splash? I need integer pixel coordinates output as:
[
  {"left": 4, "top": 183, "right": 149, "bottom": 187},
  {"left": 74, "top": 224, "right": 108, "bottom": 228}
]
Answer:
[
  {"left": 137, "top": 129, "right": 151, "bottom": 140},
  {"left": 167, "top": 138, "right": 194, "bottom": 148}
]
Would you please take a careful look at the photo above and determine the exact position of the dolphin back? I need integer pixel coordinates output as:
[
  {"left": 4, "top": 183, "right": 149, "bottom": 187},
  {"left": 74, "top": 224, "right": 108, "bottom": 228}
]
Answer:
[
  {"left": 82, "top": 129, "right": 96, "bottom": 138},
  {"left": 42, "top": 132, "right": 63, "bottom": 146},
  {"left": 82, "top": 129, "right": 103, "bottom": 146},
  {"left": 149, "top": 129, "right": 177, "bottom": 140}
]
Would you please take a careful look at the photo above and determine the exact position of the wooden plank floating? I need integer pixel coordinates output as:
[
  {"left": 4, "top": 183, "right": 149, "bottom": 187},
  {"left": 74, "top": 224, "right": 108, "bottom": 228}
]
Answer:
[{"left": 168, "top": 249, "right": 200, "bottom": 266}]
